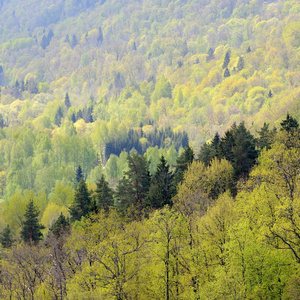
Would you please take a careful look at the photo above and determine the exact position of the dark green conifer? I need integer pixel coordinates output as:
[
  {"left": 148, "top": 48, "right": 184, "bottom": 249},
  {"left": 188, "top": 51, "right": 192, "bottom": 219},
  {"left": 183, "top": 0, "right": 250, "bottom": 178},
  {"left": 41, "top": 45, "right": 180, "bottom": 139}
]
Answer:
[
  {"left": 76, "top": 165, "right": 83, "bottom": 182},
  {"left": 174, "top": 144, "right": 194, "bottom": 186},
  {"left": 40, "top": 34, "right": 48, "bottom": 49},
  {"left": 70, "top": 177, "right": 91, "bottom": 222},
  {"left": 21, "top": 200, "right": 45, "bottom": 244},
  {"left": 115, "top": 151, "right": 151, "bottom": 213},
  {"left": 222, "top": 50, "right": 231, "bottom": 69},
  {"left": 0, "top": 224, "right": 13, "bottom": 248},
  {"left": 224, "top": 67, "right": 230, "bottom": 78},
  {"left": 237, "top": 56, "right": 244, "bottom": 71},
  {"left": 49, "top": 213, "right": 70, "bottom": 238},
  {"left": 64, "top": 92, "right": 71, "bottom": 109},
  {"left": 280, "top": 113, "right": 299, "bottom": 133},
  {"left": 94, "top": 174, "right": 113, "bottom": 212},
  {"left": 147, "top": 156, "right": 175, "bottom": 208}
]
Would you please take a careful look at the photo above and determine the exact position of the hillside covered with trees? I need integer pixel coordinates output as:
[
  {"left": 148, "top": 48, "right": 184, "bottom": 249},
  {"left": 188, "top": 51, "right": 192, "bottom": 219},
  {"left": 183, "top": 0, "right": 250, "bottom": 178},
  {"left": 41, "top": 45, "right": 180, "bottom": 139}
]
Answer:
[{"left": 0, "top": 0, "right": 300, "bottom": 298}]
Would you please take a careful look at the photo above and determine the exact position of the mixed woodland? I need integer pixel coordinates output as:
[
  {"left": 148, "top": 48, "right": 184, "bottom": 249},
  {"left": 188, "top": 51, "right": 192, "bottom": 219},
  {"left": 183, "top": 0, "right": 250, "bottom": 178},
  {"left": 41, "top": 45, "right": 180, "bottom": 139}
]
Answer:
[{"left": 0, "top": 0, "right": 300, "bottom": 298}]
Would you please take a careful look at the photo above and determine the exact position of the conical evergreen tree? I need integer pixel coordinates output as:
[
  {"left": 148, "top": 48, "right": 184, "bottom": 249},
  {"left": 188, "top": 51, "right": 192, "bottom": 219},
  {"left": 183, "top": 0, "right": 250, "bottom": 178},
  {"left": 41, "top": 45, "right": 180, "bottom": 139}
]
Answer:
[
  {"left": 21, "top": 200, "right": 45, "bottom": 244},
  {"left": 174, "top": 144, "right": 194, "bottom": 186},
  {"left": 115, "top": 151, "right": 151, "bottom": 213},
  {"left": 224, "top": 67, "right": 230, "bottom": 77},
  {"left": 222, "top": 50, "right": 231, "bottom": 69},
  {"left": 49, "top": 213, "right": 70, "bottom": 238},
  {"left": 0, "top": 224, "right": 13, "bottom": 248},
  {"left": 147, "top": 156, "right": 175, "bottom": 209},
  {"left": 280, "top": 113, "right": 299, "bottom": 133},
  {"left": 70, "top": 177, "right": 91, "bottom": 222},
  {"left": 64, "top": 92, "right": 71, "bottom": 109},
  {"left": 94, "top": 174, "right": 113, "bottom": 212},
  {"left": 76, "top": 165, "right": 83, "bottom": 182},
  {"left": 237, "top": 56, "right": 244, "bottom": 71}
]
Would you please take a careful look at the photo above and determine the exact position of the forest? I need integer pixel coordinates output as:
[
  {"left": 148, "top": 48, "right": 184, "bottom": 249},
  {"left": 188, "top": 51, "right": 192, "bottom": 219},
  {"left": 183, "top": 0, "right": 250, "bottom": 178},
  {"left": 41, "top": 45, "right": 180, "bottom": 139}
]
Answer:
[{"left": 0, "top": 0, "right": 300, "bottom": 298}]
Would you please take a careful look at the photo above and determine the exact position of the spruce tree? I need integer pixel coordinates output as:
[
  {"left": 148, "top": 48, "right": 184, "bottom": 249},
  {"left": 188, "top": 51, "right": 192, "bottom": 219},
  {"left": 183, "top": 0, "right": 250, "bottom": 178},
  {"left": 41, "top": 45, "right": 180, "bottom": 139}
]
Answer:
[
  {"left": 222, "top": 50, "right": 231, "bottom": 69},
  {"left": 49, "top": 213, "right": 70, "bottom": 238},
  {"left": 70, "top": 177, "right": 91, "bottom": 222},
  {"left": 224, "top": 67, "right": 230, "bottom": 78},
  {"left": 280, "top": 113, "right": 299, "bottom": 133},
  {"left": 64, "top": 92, "right": 71, "bottom": 109},
  {"left": 40, "top": 34, "right": 49, "bottom": 49},
  {"left": 173, "top": 144, "right": 194, "bottom": 186},
  {"left": 55, "top": 107, "right": 63, "bottom": 126},
  {"left": 115, "top": 151, "right": 151, "bottom": 213},
  {"left": 21, "top": 200, "right": 45, "bottom": 244},
  {"left": 147, "top": 156, "right": 175, "bottom": 209},
  {"left": 97, "top": 26, "right": 103, "bottom": 44},
  {"left": 237, "top": 56, "right": 244, "bottom": 71},
  {"left": 76, "top": 165, "right": 83, "bottom": 182},
  {"left": 94, "top": 174, "right": 113, "bottom": 212},
  {"left": 0, "top": 224, "right": 13, "bottom": 248}
]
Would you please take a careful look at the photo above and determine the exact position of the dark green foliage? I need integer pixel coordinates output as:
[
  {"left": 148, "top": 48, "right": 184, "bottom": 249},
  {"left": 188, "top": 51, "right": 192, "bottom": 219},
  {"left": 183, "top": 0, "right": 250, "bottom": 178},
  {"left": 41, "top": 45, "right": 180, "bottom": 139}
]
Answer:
[
  {"left": 94, "top": 174, "right": 113, "bottom": 212},
  {"left": 76, "top": 109, "right": 83, "bottom": 120},
  {"left": 64, "top": 92, "right": 71, "bottom": 109},
  {"left": 268, "top": 90, "right": 273, "bottom": 98},
  {"left": 115, "top": 151, "right": 151, "bottom": 213},
  {"left": 49, "top": 213, "right": 70, "bottom": 238},
  {"left": 40, "top": 34, "right": 48, "bottom": 49},
  {"left": 47, "top": 29, "right": 54, "bottom": 43},
  {"left": 55, "top": 106, "right": 63, "bottom": 126},
  {"left": 71, "top": 113, "right": 76, "bottom": 123},
  {"left": 70, "top": 177, "right": 91, "bottom": 222},
  {"left": 76, "top": 165, "right": 83, "bottom": 182},
  {"left": 71, "top": 34, "right": 78, "bottom": 49},
  {"left": 147, "top": 156, "right": 175, "bottom": 209},
  {"left": 222, "top": 50, "right": 231, "bottom": 69},
  {"left": 114, "top": 72, "right": 125, "bottom": 89},
  {"left": 174, "top": 144, "right": 194, "bottom": 186},
  {"left": 280, "top": 113, "right": 299, "bottom": 133},
  {"left": 206, "top": 47, "right": 214, "bottom": 62},
  {"left": 237, "top": 56, "right": 244, "bottom": 71},
  {"left": 97, "top": 26, "right": 103, "bottom": 44},
  {"left": 105, "top": 127, "right": 188, "bottom": 160},
  {"left": 224, "top": 67, "right": 230, "bottom": 77},
  {"left": 21, "top": 200, "right": 45, "bottom": 244},
  {"left": 198, "top": 132, "right": 220, "bottom": 166},
  {"left": 256, "top": 123, "right": 275, "bottom": 151},
  {"left": 0, "top": 225, "right": 13, "bottom": 248},
  {"left": 219, "top": 122, "right": 258, "bottom": 180}
]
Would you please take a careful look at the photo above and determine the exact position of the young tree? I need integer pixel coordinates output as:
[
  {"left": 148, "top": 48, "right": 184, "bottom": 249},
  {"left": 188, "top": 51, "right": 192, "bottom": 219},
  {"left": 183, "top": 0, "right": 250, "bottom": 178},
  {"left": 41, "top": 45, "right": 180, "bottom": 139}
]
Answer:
[
  {"left": 147, "top": 156, "right": 175, "bottom": 209},
  {"left": 20, "top": 200, "right": 44, "bottom": 244}
]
